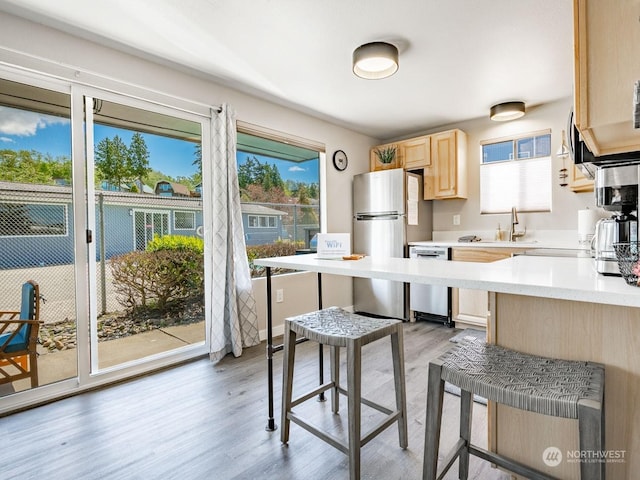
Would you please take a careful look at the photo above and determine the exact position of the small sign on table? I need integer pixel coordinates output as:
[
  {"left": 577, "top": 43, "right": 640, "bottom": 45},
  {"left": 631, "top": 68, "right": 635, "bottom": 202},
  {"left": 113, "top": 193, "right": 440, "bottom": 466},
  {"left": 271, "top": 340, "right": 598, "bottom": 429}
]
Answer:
[{"left": 316, "top": 233, "right": 351, "bottom": 259}]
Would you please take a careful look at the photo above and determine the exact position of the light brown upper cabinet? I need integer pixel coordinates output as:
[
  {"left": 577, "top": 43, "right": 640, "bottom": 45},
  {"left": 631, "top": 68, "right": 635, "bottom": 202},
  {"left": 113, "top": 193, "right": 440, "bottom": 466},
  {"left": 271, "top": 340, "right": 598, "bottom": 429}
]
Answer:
[
  {"left": 574, "top": 0, "right": 640, "bottom": 155},
  {"left": 401, "top": 135, "right": 431, "bottom": 170},
  {"left": 569, "top": 164, "right": 594, "bottom": 192},
  {"left": 426, "top": 129, "right": 467, "bottom": 200}
]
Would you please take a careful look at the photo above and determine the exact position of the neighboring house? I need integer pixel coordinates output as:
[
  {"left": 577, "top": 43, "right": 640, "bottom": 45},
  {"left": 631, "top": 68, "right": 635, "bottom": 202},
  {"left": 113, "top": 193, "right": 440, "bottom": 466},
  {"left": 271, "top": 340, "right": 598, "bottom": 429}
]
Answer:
[
  {"left": 100, "top": 180, "right": 154, "bottom": 194},
  {"left": 0, "top": 181, "right": 203, "bottom": 269},
  {"left": 155, "top": 180, "right": 191, "bottom": 197},
  {"left": 240, "top": 203, "right": 288, "bottom": 246}
]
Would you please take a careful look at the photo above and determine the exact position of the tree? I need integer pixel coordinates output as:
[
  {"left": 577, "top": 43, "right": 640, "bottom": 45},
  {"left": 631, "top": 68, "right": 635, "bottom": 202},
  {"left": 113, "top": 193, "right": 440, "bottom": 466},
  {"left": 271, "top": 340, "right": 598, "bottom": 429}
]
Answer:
[
  {"left": 238, "top": 155, "right": 285, "bottom": 195},
  {"left": 193, "top": 143, "right": 202, "bottom": 175},
  {"left": 95, "top": 135, "right": 129, "bottom": 190},
  {"left": 96, "top": 133, "right": 153, "bottom": 191},
  {"left": 128, "top": 132, "right": 151, "bottom": 184},
  {"left": 0, "top": 149, "right": 71, "bottom": 185}
]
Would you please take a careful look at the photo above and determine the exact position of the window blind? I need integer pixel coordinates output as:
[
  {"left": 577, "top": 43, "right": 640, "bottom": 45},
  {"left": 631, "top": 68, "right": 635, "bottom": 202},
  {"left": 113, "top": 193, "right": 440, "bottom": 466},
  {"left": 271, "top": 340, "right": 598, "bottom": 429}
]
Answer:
[{"left": 480, "top": 156, "right": 551, "bottom": 214}]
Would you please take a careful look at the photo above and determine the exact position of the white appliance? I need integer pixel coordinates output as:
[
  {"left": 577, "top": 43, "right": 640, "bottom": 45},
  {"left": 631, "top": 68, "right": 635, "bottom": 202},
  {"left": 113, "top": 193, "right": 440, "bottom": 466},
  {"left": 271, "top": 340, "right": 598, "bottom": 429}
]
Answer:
[
  {"left": 408, "top": 245, "right": 452, "bottom": 326},
  {"left": 352, "top": 169, "right": 432, "bottom": 319}
]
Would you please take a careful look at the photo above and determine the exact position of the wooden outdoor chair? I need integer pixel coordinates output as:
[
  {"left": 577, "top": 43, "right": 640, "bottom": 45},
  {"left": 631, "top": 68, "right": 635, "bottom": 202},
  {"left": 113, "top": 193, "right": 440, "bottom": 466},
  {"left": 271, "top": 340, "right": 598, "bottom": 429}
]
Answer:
[{"left": 0, "top": 280, "right": 42, "bottom": 388}]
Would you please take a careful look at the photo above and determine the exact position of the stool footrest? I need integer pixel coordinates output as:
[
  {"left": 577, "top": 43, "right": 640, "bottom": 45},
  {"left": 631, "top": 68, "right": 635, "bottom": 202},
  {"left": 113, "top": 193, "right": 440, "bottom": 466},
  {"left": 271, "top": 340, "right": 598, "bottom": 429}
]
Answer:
[
  {"left": 287, "top": 408, "right": 404, "bottom": 453},
  {"left": 287, "top": 411, "right": 349, "bottom": 454},
  {"left": 291, "top": 382, "right": 335, "bottom": 408},
  {"left": 434, "top": 438, "right": 466, "bottom": 480},
  {"left": 361, "top": 410, "right": 403, "bottom": 446},
  {"left": 434, "top": 440, "right": 559, "bottom": 480},
  {"left": 467, "top": 445, "right": 559, "bottom": 480}
]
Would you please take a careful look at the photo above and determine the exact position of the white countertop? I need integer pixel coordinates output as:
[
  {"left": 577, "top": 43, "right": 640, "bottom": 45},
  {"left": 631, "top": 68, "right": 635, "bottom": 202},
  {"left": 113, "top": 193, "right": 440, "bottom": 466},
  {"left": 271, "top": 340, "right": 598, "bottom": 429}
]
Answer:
[{"left": 254, "top": 254, "right": 640, "bottom": 308}]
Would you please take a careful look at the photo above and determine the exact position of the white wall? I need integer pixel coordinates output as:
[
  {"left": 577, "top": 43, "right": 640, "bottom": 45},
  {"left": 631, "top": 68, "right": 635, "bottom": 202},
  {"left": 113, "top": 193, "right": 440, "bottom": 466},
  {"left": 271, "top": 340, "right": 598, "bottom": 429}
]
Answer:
[
  {"left": 0, "top": 11, "right": 378, "bottom": 336},
  {"left": 389, "top": 98, "right": 599, "bottom": 241}
]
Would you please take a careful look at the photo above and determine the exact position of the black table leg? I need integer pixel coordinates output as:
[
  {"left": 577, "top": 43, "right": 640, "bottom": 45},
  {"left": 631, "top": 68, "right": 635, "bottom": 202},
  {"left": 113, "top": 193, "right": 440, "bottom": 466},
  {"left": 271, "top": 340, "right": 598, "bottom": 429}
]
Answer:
[
  {"left": 317, "top": 272, "right": 325, "bottom": 402},
  {"left": 266, "top": 269, "right": 326, "bottom": 427},
  {"left": 265, "top": 266, "right": 277, "bottom": 431}
]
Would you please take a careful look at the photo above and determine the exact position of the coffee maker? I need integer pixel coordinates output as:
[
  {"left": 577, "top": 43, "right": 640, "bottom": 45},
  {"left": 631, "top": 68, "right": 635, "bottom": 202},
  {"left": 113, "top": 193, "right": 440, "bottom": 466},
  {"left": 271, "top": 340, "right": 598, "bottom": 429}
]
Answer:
[{"left": 593, "top": 164, "right": 639, "bottom": 275}]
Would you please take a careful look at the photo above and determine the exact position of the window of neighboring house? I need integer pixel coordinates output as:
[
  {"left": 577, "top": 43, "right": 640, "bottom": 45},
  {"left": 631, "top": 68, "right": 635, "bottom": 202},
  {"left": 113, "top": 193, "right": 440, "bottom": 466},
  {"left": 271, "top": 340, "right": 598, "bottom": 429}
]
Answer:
[
  {"left": 174, "top": 210, "right": 195, "bottom": 229},
  {"left": 236, "top": 124, "right": 323, "bottom": 276},
  {"left": 480, "top": 130, "right": 552, "bottom": 214},
  {"left": 247, "top": 215, "right": 277, "bottom": 228},
  {"left": 0, "top": 202, "right": 67, "bottom": 237}
]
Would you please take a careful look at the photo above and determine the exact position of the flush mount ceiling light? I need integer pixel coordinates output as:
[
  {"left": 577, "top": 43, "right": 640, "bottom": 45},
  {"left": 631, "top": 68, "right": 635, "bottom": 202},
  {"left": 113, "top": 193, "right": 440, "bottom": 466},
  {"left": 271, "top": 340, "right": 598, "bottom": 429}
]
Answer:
[
  {"left": 353, "top": 42, "right": 399, "bottom": 80},
  {"left": 490, "top": 101, "right": 526, "bottom": 121}
]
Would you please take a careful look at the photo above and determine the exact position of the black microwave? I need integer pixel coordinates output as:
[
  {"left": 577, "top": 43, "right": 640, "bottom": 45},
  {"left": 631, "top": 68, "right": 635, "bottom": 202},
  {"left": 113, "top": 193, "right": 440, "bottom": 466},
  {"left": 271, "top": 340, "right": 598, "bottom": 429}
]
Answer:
[{"left": 568, "top": 109, "right": 640, "bottom": 175}]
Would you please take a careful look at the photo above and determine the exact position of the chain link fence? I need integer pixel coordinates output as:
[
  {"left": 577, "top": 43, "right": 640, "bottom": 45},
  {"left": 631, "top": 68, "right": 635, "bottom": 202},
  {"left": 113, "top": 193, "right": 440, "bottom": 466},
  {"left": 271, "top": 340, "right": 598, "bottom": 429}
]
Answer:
[
  {"left": 1, "top": 184, "right": 318, "bottom": 326},
  {"left": 0, "top": 182, "right": 205, "bottom": 325}
]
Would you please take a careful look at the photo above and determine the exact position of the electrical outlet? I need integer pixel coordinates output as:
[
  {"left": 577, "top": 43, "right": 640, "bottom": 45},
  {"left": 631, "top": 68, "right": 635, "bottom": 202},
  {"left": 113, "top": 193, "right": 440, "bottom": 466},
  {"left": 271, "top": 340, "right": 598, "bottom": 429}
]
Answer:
[
  {"left": 276, "top": 289, "right": 284, "bottom": 303},
  {"left": 453, "top": 214, "right": 461, "bottom": 226}
]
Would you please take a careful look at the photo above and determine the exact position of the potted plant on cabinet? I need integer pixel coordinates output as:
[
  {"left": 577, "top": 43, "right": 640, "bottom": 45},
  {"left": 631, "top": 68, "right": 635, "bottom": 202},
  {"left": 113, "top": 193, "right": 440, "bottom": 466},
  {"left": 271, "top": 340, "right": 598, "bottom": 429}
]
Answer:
[{"left": 373, "top": 146, "right": 398, "bottom": 170}]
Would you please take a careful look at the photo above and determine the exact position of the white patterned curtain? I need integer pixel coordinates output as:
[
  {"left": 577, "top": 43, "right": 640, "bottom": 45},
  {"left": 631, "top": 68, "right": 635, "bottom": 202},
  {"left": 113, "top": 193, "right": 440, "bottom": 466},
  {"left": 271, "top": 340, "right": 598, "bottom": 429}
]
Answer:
[{"left": 208, "top": 104, "right": 260, "bottom": 363}]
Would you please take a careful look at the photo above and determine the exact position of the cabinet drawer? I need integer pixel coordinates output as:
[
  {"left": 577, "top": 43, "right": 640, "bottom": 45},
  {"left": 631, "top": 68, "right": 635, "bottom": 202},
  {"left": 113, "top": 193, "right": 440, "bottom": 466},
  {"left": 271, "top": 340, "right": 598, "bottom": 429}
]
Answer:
[{"left": 451, "top": 247, "right": 521, "bottom": 263}]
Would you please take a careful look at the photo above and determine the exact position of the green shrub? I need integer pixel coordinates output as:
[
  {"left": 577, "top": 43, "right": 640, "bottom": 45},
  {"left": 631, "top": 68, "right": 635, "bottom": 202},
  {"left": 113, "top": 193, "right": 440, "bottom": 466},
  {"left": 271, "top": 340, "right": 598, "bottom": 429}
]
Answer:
[
  {"left": 246, "top": 241, "right": 303, "bottom": 277},
  {"left": 110, "top": 248, "right": 204, "bottom": 312},
  {"left": 146, "top": 234, "right": 204, "bottom": 254}
]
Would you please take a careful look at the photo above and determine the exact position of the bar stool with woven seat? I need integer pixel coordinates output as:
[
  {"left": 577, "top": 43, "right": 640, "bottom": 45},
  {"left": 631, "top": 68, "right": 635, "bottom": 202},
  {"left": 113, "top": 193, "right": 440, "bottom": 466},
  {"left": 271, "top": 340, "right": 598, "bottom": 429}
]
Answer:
[
  {"left": 281, "top": 307, "right": 408, "bottom": 480},
  {"left": 423, "top": 338, "right": 605, "bottom": 480}
]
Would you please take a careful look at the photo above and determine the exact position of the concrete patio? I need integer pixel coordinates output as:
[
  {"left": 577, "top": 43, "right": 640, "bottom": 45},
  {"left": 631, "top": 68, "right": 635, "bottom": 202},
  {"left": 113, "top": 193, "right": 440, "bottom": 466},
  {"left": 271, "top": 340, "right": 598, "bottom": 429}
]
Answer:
[{"left": 2, "top": 321, "right": 205, "bottom": 395}]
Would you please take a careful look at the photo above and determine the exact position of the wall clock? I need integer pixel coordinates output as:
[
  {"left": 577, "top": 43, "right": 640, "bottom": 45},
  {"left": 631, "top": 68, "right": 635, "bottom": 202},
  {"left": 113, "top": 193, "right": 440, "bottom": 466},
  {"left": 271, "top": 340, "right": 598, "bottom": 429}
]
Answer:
[{"left": 332, "top": 150, "right": 348, "bottom": 171}]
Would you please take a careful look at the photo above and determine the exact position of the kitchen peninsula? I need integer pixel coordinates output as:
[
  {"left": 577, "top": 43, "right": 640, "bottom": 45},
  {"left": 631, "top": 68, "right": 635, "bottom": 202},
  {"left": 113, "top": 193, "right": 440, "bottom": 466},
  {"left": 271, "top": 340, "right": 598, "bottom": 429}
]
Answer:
[{"left": 255, "top": 253, "right": 639, "bottom": 479}]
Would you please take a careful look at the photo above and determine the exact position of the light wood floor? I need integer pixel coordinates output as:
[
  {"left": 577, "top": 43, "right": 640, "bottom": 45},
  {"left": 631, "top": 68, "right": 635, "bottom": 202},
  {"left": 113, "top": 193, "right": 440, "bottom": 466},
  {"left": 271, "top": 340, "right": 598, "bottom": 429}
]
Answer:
[{"left": 1, "top": 321, "right": 511, "bottom": 479}]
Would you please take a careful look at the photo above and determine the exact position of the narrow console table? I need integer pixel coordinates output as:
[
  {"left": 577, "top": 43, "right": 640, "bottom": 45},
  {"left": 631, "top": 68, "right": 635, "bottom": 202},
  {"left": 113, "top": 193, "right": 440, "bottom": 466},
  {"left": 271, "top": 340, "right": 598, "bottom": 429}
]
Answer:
[{"left": 254, "top": 253, "right": 640, "bottom": 479}]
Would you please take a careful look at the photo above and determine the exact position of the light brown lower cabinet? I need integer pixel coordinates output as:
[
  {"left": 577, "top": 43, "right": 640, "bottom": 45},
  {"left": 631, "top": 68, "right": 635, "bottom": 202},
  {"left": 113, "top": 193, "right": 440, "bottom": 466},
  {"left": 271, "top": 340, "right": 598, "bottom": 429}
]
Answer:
[{"left": 451, "top": 247, "right": 526, "bottom": 329}]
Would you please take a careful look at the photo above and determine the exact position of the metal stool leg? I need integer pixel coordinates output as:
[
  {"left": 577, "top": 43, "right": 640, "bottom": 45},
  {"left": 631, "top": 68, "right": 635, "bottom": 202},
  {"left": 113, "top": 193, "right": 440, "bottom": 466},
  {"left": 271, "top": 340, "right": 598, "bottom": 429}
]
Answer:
[
  {"left": 578, "top": 400, "right": 606, "bottom": 480},
  {"left": 280, "top": 323, "right": 297, "bottom": 444},
  {"left": 391, "top": 327, "right": 408, "bottom": 448},
  {"left": 423, "top": 361, "right": 445, "bottom": 480},
  {"left": 458, "top": 389, "right": 473, "bottom": 480},
  {"left": 330, "top": 345, "right": 340, "bottom": 413},
  {"left": 347, "top": 338, "right": 362, "bottom": 480}
]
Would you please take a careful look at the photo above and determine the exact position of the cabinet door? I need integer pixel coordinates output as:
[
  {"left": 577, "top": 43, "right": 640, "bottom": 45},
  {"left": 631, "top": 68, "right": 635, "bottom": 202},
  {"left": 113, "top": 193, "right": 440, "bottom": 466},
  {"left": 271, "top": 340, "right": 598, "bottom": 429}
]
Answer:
[
  {"left": 574, "top": 0, "right": 640, "bottom": 155},
  {"left": 454, "top": 288, "right": 490, "bottom": 327},
  {"left": 569, "top": 164, "right": 594, "bottom": 192},
  {"left": 451, "top": 248, "right": 521, "bottom": 328},
  {"left": 432, "top": 130, "right": 457, "bottom": 198},
  {"left": 402, "top": 136, "right": 430, "bottom": 170}
]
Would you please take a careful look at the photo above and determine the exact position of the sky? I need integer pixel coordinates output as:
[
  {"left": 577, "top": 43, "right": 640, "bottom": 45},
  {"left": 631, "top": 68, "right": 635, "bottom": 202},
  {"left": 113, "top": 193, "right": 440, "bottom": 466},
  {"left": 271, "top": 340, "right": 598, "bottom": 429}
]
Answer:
[{"left": 0, "top": 105, "right": 319, "bottom": 184}]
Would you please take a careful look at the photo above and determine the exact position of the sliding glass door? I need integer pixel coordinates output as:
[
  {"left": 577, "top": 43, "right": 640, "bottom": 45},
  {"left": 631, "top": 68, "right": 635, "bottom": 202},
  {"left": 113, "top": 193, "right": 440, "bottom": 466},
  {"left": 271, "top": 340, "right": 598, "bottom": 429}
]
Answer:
[
  {"left": 0, "top": 69, "right": 210, "bottom": 407},
  {"left": 83, "top": 91, "right": 206, "bottom": 372},
  {"left": 0, "top": 76, "right": 78, "bottom": 397}
]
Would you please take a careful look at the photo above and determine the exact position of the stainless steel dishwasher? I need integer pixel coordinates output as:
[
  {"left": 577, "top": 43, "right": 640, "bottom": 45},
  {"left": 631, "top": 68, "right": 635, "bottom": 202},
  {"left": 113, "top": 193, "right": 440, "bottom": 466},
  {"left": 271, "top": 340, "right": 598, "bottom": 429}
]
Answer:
[{"left": 408, "top": 245, "right": 453, "bottom": 327}]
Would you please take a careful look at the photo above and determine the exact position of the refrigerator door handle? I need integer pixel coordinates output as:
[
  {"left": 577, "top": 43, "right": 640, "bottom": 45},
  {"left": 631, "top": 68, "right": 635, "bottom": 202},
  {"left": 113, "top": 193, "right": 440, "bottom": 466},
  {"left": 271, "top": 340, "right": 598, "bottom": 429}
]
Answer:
[{"left": 355, "top": 212, "right": 402, "bottom": 221}]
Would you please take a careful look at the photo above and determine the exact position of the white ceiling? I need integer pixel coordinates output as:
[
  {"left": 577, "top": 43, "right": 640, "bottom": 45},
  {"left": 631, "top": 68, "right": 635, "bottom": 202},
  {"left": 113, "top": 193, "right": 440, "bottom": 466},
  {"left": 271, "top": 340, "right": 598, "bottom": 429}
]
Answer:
[{"left": 0, "top": 0, "right": 574, "bottom": 140}]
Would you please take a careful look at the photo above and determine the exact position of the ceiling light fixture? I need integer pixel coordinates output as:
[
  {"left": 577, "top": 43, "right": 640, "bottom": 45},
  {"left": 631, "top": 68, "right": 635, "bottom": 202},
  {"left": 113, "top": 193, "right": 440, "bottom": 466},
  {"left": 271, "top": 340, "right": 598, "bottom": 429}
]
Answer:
[
  {"left": 490, "top": 101, "right": 526, "bottom": 121},
  {"left": 353, "top": 42, "right": 399, "bottom": 80}
]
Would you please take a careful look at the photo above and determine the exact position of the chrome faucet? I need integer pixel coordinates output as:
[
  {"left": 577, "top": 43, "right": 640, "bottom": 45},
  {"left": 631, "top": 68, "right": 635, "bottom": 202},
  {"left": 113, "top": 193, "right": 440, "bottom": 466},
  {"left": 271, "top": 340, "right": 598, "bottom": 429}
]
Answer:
[{"left": 509, "top": 206, "right": 526, "bottom": 242}]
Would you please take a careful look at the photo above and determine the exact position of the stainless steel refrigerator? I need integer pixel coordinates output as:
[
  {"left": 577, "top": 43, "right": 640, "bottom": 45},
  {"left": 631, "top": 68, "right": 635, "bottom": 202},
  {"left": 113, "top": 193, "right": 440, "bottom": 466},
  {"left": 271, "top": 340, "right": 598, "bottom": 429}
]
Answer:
[{"left": 352, "top": 168, "right": 432, "bottom": 319}]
